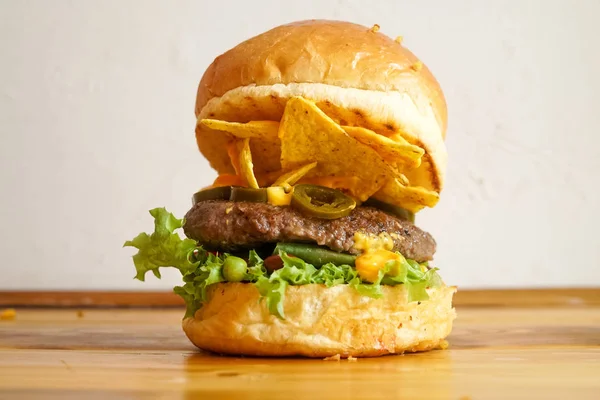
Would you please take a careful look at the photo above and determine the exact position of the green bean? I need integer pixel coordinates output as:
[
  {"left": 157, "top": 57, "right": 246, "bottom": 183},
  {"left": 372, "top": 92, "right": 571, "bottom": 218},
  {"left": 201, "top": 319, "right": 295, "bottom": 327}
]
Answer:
[{"left": 274, "top": 243, "right": 356, "bottom": 267}]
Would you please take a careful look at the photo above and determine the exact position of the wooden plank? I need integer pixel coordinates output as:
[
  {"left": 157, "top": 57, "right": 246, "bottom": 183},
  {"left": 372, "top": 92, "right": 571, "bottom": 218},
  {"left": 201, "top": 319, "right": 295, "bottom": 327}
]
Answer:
[
  {"left": 0, "top": 348, "right": 598, "bottom": 399},
  {"left": 0, "top": 288, "right": 599, "bottom": 308},
  {"left": 453, "top": 288, "right": 600, "bottom": 307},
  {"left": 0, "top": 291, "right": 185, "bottom": 307},
  {"left": 1, "top": 308, "right": 599, "bottom": 350},
  {"left": 0, "top": 308, "right": 599, "bottom": 399}
]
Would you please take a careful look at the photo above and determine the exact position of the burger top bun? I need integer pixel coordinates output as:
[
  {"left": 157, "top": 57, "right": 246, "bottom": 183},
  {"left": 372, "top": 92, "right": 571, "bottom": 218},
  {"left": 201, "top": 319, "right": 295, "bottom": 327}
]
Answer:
[{"left": 195, "top": 20, "right": 448, "bottom": 200}]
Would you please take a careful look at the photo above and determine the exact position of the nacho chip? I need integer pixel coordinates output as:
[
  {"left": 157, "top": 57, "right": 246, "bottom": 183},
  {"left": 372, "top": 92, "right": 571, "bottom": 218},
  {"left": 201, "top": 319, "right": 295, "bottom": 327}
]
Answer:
[
  {"left": 279, "top": 97, "right": 389, "bottom": 201},
  {"left": 200, "top": 119, "right": 281, "bottom": 174},
  {"left": 204, "top": 97, "right": 438, "bottom": 211},
  {"left": 254, "top": 170, "right": 282, "bottom": 187},
  {"left": 227, "top": 141, "right": 241, "bottom": 175},
  {"left": 396, "top": 173, "right": 410, "bottom": 186},
  {"left": 237, "top": 138, "right": 259, "bottom": 189},
  {"left": 212, "top": 174, "right": 246, "bottom": 187},
  {"left": 343, "top": 126, "right": 424, "bottom": 168},
  {"left": 249, "top": 138, "right": 282, "bottom": 174},
  {"left": 374, "top": 178, "right": 440, "bottom": 213},
  {"left": 273, "top": 162, "right": 318, "bottom": 186},
  {"left": 200, "top": 119, "right": 279, "bottom": 140}
]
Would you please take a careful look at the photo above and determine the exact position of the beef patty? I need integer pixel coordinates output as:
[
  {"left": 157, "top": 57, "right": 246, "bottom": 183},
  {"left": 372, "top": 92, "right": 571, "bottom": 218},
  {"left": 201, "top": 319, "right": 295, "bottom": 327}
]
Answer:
[{"left": 183, "top": 200, "right": 436, "bottom": 262}]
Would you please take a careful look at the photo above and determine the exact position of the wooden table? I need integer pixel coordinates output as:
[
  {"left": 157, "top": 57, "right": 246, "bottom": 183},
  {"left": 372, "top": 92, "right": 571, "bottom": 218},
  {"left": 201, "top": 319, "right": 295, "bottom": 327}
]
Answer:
[{"left": 0, "top": 304, "right": 599, "bottom": 399}]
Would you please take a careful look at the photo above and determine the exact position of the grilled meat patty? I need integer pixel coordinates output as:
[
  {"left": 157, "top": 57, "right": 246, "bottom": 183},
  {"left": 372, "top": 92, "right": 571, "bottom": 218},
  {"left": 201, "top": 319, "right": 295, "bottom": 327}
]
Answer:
[{"left": 183, "top": 200, "right": 436, "bottom": 262}]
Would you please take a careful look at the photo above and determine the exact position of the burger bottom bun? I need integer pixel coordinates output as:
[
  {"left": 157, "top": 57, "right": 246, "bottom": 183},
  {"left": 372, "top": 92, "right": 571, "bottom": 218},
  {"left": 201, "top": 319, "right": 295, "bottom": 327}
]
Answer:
[{"left": 182, "top": 282, "right": 457, "bottom": 358}]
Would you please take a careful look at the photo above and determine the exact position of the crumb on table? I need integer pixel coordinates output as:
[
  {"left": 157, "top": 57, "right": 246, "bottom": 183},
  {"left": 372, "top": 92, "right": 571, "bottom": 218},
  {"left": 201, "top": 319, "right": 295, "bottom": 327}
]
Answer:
[
  {"left": 323, "top": 354, "right": 359, "bottom": 362},
  {"left": 0, "top": 308, "right": 16, "bottom": 321}
]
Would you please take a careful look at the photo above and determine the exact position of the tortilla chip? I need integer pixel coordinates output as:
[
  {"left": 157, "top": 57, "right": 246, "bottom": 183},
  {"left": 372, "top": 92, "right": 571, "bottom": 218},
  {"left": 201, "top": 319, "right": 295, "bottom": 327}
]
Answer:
[
  {"left": 227, "top": 141, "right": 241, "bottom": 175},
  {"left": 273, "top": 162, "right": 318, "bottom": 186},
  {"left": 248, "top": 138, "right": 282, "bottom": 174},
  {"left": 200, "top": 119, "right": 279, "bottom": 140},
  {"left": 202, "top": 97, "right": 439, "bottom": 211},
  {"left": 212, "top": 174, "right": 246, "bottom": 187},
  {"left": 374, "top": 178, "right": 440, "bottom": 213},
  {"left": 237, "top": 138, "right": 259, "bottom": 189},
  {"left": 343, "top": 126, "right": 424, "bottom": 168},
  {"left": 279, "top": 97, "right": 389, "bottom": 201}
]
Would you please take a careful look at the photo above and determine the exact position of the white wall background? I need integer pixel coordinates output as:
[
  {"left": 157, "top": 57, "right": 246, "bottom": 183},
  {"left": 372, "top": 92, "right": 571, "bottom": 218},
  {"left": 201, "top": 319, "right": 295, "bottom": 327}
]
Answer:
[{"left": 1, "top": 0, "right": 599, "bottom": 290}]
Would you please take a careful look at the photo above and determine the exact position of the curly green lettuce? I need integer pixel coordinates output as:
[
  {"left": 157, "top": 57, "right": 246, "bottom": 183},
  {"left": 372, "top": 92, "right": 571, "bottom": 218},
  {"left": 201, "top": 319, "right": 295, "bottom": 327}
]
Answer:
[{"left": 124, "top": 208, "right": 443, "bottom": 319}]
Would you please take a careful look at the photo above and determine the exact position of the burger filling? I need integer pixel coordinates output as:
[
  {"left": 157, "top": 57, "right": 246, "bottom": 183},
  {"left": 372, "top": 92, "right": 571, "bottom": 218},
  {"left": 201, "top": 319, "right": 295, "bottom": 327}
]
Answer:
[
  {"left": 125, "top": 184, "right": 443, "bottom": 319},
  {"left": 183, "top": 200, "right": 436, "bottom": 260}
]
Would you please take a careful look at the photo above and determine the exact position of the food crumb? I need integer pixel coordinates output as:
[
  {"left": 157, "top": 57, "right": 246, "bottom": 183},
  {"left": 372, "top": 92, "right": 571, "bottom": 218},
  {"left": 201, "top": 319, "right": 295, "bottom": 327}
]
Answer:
[
  {"left": 0, "top": 308, "right": 16, "bottom": 321},
  {"left": 76, "top": 310, "right": 84, "bottom": 318},
  {"left": 411, "top": 61, "right": 423, "bottom": 72},
  {"left": 439, "top": 340, "right": 450, "bottom": 350},
  {"left": 370, "top": 24, "right": 380, "bottom": 33},
  {"left": 323, "top": 354, "right": 341, "bottom": 361},
  {"left": 459, "top": 396, "right": 472, "bottom": 400},
  {"left": 395, "top": 36, "right": 403, "bottom": 44},
  {"left": 347, "top": 356, "right": 358, "bottom": 362},
  {"left": 397, "top": 173, "right": 410, "bottom": 186},
  {"left": 60, "top": 360, "right": 73, "bottom": 371}
]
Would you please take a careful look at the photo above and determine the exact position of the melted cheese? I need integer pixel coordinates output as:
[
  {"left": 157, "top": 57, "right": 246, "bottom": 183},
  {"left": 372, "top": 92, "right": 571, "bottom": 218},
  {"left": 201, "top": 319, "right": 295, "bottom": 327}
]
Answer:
[
  {"left": 353, "top": 232, "right": 396, "bottom": 252},
  {"left": 353, "top": 232, "right": 402, "bottom": 282},
  {"left": 355, "top": 249, "right": 401, "bottom": 283},
  {"left": 267, "top": 186, "right": 292, "bottom": 206}
]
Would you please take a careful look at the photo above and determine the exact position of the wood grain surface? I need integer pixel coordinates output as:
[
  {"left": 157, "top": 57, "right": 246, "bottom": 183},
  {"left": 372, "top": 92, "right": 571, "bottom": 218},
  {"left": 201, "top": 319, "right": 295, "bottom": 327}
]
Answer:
[
  {"left": 0, "top": 304, "right": 599, "bottom": 399},
  {"left": 1, "top": 288, "right": 599, "bottom": 307}
]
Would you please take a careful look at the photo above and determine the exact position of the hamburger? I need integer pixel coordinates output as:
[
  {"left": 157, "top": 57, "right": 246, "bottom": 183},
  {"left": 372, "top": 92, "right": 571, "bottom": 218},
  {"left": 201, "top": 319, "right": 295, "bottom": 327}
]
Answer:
[{"left": 125, "top": 19, "right": 456, "bottom": 358}]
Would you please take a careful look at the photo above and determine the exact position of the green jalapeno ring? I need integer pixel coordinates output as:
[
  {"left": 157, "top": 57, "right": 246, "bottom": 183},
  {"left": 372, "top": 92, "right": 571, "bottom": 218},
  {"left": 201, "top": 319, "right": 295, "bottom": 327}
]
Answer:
[
  {"left": 192, "top": 186, "right": 233, "bottom": 205},
  {"left": 291, "top": 184, "right": 356, "bottom": 219},
  {"left": 229, "top": 187, "right": 268, "bottom": 203}
]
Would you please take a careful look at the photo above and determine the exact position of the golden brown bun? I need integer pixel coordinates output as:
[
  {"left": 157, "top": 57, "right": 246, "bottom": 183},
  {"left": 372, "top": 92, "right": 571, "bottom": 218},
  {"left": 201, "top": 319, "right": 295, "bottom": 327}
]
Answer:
[
  {"left": 194, "top": 20, "right": 448, "bottom": 196},
  {"left": 182, "top": 283, "right": 456, "bottom": 358},
  {"left": 196, "top": 20, "right": 446, "bottom": 134}
]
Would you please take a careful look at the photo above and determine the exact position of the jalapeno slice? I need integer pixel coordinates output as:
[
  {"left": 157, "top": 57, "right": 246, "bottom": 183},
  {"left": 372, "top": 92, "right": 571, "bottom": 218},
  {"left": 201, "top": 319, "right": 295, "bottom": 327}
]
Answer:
[
  {"left": 291, "top": 184, "right": 356, "bottom": 219},
  {"left": 192, "top": 186, "right": 233, "bottom": 204},
  {"left": 363, "top": 198, "right": 415, "bottom": 223},
  {"left": 230, "top": 187, "right": 268, "bottom": 203}
]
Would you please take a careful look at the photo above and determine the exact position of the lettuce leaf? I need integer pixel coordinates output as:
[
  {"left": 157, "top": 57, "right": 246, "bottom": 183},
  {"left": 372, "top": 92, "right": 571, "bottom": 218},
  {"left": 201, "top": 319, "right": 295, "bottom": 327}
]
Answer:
[
  {"left": 174, "top": 252, "right": 226, "bottom": 318},
  {"left": 123, "top": 208, "right": 218, "bottom": 317},
  {"left": 123, "top": 208, "right": 199, "bottom": 280},
  {"left": 124, "top": 208, "right": 444, "bottom": 320}
]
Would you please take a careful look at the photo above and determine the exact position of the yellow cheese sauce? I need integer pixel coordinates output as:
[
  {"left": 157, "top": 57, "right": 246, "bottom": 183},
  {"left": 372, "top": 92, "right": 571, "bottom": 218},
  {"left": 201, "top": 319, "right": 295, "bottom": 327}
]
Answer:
[
  {"left": 267, "top": 186, "right": 293, "bottom": 206},
  {"left": 353, "top": 232, "right": 402, "bottom": 283},
  {"left": 353, "top": 231, "right": 398, "bottom": 252}
]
